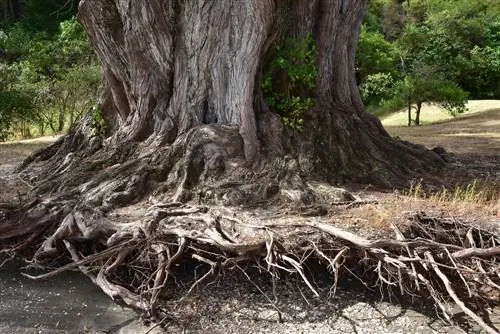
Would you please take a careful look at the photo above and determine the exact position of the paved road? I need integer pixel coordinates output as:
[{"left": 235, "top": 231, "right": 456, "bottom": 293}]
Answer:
[
  {"left": 0, "top": 261, "right": 158, "bottom": 334},
  {"left": 2, "top": 259, "right": 500, "bottom": 333},
  {"left": 0, "top": 260, "right": 458, "bottom": 334}
]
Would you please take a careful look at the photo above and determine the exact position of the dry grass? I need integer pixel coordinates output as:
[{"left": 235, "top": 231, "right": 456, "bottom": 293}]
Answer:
[
  {"left": 0, "top": 136, "right": 57, "bottom": 163},
  {"left": 0, "top": 137, "right": 57, "bottom": 205},
  {"left": 336, "top": 185, "right": 500, "bottom": 236},
  {"left": 385, "top": 107, "right": 500, "bottom": 155}
]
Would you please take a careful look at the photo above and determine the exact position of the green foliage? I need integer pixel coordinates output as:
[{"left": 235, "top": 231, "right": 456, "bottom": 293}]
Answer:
[
  {"left": 0, "top": 15, "right": 100, "bottom": 140},
  {"left": 360, "top": 72, "right": 395, "bottom": 106},
  {"left": 402, "top": 73, "right": 468, "bottom": 122},
  {"left": 263, "top": 34, "right": 318, "bottom": 131},
  {"left": 90, "top": 106, "right": 105, "bottom": 135},
  {"left": 357, "top": 0, "right": 497, "bottom": 123},
  {"left": 0, "top": 90, "right": 34, "bottom": 140},
  {"left": 0, "top": 63, "right": 36, "bottom": 139},
  {"left": 356, "top": 28, "right": 397, "bottom": 83}
]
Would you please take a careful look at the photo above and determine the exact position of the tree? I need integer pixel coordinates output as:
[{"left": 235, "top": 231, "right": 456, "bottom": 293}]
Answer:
[
  {"left": 356, "top": 27, "right": 397, "bottom": 84},
  {"left": 399, "top": 74, "right": 468, "bottom": 126},
  {"left": 67, "top": 0, "right": 441, "bottom": 190},
  {"left": 356, "top": 0, "right": 500, "bottom": 115},
  {"left": 7, "top": 2, "right": 499, "bottom": 332},
  {"left": 0, "top": 0, "right": 79, "bottom": 31},
  {"left": 6, "top": 0, "right": 445, "bottom": 285},
  {"left": 401, "top": 0, "right": 500, "bottom": 99},
  {"left": 390, "top": 22, "right": 469, "bottom": 126},
  {"left": 0, "top": 62, "right": 35, "bottom": 139},
  {"left": 0, "top": 0, "right": 21, "bottom": 23},
  {"left": 0, "top": 16, "right": 100, "bottom": 139}
]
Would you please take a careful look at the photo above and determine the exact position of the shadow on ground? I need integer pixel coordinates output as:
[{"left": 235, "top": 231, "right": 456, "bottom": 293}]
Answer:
[{"left": 134, "top": 263, "right": 481, "bottom": 334}]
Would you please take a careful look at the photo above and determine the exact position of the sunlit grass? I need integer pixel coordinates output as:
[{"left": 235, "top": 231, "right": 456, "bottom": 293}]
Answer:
[
  {"left": 380, "top": 100, "right": 500, "bottom": 126},
  {"left": 407, "top": 180, "right": 500, "bottom": 204}
]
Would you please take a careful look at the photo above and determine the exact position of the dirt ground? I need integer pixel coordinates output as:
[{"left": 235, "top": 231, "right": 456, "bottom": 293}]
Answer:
[{"left": 0, "top": 136, "right": 60, "bottom": 204}]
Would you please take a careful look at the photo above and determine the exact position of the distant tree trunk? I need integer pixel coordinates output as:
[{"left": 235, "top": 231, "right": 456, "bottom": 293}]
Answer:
[
  {"left": 69, "top": 108, "right": 74, "bottom": 127},
  {"left": 1, "top": 0, "right": 21, "bottom": 21},
  {"left": 415, "top": 101, "right": 423, "bottom": 126},
  {"left": 408, "top": 99, "right": 412, "bottom": 126},
  {"left": 38, "top": 122, "right": 45, "bottom": 136},
  {"left": 57, "top": 108, "right": 65, "bottom": 132}
]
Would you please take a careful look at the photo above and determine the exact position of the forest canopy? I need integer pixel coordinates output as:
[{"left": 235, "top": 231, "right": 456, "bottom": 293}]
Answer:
[{"left": 358, "top": 0, "right": 500, "bottom": 122}]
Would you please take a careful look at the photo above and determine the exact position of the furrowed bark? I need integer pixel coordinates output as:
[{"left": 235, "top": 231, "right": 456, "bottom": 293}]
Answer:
[{"left": 3, "top": 1, "right": 483, "bottom": 332}]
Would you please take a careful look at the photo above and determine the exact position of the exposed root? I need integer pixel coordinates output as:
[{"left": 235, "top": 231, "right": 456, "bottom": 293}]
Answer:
[
  {"left": 426, "top": 251, "right": 498, "bottom": 334},
  {"left": 2, "top": 202, "right": 498, "bottom": 332}
]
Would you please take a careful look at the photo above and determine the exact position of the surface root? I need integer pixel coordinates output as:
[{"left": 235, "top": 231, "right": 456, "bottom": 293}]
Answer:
[{"left": 1, "top": 204, "right": 499, "bottom": 333}]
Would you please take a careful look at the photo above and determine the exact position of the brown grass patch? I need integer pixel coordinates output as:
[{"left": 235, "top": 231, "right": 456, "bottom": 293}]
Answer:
[
  {"left": 386, "top": 108, "right": 500, "bottom": 155},
  {"left": 334, "top": 180, "right": 500, "bottom": 236}
]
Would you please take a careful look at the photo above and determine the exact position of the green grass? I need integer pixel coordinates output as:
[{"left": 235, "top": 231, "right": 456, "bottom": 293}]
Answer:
[{"left": 380, "top": 100, "right": 500, "bottom": 126}]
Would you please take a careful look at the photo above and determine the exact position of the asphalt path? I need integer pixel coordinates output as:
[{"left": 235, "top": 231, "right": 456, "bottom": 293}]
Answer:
[{"left": 0, "top": 260, "right": 159, "bottom": 334}]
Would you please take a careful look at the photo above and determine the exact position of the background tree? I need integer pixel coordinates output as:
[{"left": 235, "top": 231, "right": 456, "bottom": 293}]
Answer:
[
  {"left": 0, "top": 12, "right": 100, "bottom": 139},
  {"left": 356, "top": 0, "right": 500, "bottom": 123},
  {"left": 0, "top": 62, "right": 34, "bottom": 139},
  {"left": 396, "top": 71, "right": 468, "bottom": 126}
]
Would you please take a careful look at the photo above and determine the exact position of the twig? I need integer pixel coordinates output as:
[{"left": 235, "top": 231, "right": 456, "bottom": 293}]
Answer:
[
  {"left": 281, "top": 255, "right": 319, "bottom": 298},
  {"left": 177, "top": 254, "right": 216, "bottom": 304},
  {"left": 236, "top": 265, "right": 283, "bottom": 323},
  {"left": 425, "top": 252, "right": 499, "bottom": 334}
]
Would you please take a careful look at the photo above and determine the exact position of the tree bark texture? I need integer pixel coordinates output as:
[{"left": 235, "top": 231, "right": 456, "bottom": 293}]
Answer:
[
  {"left": 75, "top": 0, "right": 443, "bottom": 190},
  {"left": 13, "top": 0, "right": 448, "bottom": 210},
  {"left": 5, "top": 4, "right": 497, "bottom": 331}
]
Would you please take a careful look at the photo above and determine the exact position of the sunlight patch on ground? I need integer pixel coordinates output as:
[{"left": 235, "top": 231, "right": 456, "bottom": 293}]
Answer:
[
  {"left": 0, "top": 135, "right": 61, "bottom": 145},
  {"left": 443, "top": 132, "right": 500, "bottom": 138},
  {"left": 381, "top": 100, "right": 500, "bottom": 126},
  {"left": 384, "top": 107, "right": 500, "bottom": 155}
]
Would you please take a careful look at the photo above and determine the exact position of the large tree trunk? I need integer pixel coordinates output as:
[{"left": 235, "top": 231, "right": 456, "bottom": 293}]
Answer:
[
  {"left": 73, "top": 0, "right": 442, "bottom": 191},
  {"left": 7, "top": 1, "right": 493, "bottom": 332},
  {"left": 9, "top": 0, "right": 447, "bottom": 235}
]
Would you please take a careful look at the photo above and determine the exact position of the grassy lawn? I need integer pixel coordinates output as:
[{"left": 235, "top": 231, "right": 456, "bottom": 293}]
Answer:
[
  {"left": 381, "top": 100, "right": 500, "bottom": 126},
  {"left": 382, "top": 101, "right": 500, "bottom": 155}
]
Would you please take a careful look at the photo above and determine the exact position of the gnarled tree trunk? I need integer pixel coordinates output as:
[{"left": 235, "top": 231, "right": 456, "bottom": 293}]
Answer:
[
  {"left": 7, "top": 0, "right": 448, "bottom": 261},
  {"left": 60, "top": 0, "right": 443, "bottom": 203},
  {"left": 7, "top": 1, "right": 495, "bottom": 332}
]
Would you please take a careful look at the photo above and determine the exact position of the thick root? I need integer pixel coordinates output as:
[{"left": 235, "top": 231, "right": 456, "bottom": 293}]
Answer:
[{"left": 3, "top": 202, "right": 498, "bottom": 333}]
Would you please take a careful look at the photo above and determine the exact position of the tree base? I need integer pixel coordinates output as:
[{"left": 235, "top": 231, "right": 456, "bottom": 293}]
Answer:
[
  {"left": 2, "top": 200, "right": 498, "bottom": 333},
  {"left": 1, "top": 118, "right": 498, "bottom": 333}
]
